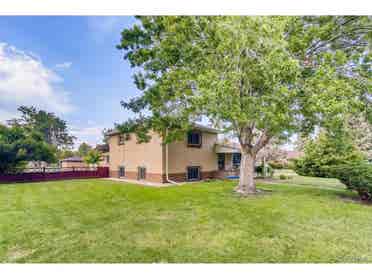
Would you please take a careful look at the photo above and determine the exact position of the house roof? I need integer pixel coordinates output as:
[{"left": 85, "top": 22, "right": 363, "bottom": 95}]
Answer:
[
  {"left": 105, "top": 123, "right": 221, "bottom": 137},
  {"left": 215, "top": 141, "right": 241, "bottom": 153},
  {"left": 60, "top": 156, "right": 84, "bottom": 162},
  {"left": 96, "top": 144, "right": 109, "bottom": 153}
]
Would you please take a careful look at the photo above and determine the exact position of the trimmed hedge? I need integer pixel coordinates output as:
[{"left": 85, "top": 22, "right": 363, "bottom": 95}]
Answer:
[{"left": 324, "top": 163, "right": 372, "bottom": 200}]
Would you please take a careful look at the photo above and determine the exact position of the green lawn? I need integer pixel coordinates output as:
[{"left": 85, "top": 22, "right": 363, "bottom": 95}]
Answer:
[
  {"left": 1, "top": 177, "right": 372, "bottom": 263},
  {"left": 270, "top": 169, "right": 345, "bottom": 190}
]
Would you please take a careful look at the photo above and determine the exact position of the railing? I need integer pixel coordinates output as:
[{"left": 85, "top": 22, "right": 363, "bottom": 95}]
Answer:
[{"left": 0, "top": 167, "right": 109, "bottom": 183}]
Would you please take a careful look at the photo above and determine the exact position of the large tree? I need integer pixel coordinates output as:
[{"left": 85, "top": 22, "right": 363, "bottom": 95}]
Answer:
[
  {"left": 0, "top": 124, "right": 56, "bottom": 173},
  {"left": 117, "top": 16, "right": 371, "bottom": 195},
  {"left": 8, "top": 106, "right": 75, "bottom": 149}
]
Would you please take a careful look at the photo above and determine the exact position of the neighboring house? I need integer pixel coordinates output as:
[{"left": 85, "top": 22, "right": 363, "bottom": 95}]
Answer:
[
  {"left": 105, "top": 124, "right": 243, "bottom": 183},
  {"left": 60, "top": 157, "right": 88, "bottom": 168},
  {"left": 96, "top": 144, "right": 110, "bottom": 167}
]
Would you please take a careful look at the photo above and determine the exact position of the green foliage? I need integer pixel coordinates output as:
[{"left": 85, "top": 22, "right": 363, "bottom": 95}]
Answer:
[
  {"left": 118, "top": 16, "right": 371, "bottom": 191},
  {"left": 56, "top": 149, "right": 78, "bottom": 160},
  {"left": 0, "top": 124, "right": 56, "bottom": 173},
  {"left": 255, "top": 164, "right": 274, "bottom": 177},
  {"left": 117, "top": 16, "right": 370, "bottom": 140},
  {"left": 78, "top": 142, "right": 92, "bottom": 157},
  {"left": 84, "top": 150, "right": 101, "bottom": 165},
  {"left": 326, "top": 163, "right": 372, "bottom": 201},
  {"left": 8, "top": 106, "right": 75, "bottom": 149},
  {"left": 269, "top": 161, "right": 285, "bottom": 169},
  {"left": 294, "top": 131, "right": 365, "bottom": 177},
  {"left": 270, "top": 160, "right": 296, "bottom": 170},
  {"left": 279, "top": 174, "right": 288, "bottom": 180}
]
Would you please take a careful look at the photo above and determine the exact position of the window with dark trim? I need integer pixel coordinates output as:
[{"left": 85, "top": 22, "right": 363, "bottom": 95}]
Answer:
[
  {"left": 232, "top": 153, "right": 241, "bottom": 169},
  {"left": 118, "top": 135, "right": 125, "bottom": 145},
  {"left": 187, "top": 166, "right": 201, "bottom": 181},
  {"left": 187, "top": 131, "right": 202, "bottom": 147},
  {"left": 106, "top": 155, "right": 110, "bottom": 163},
  {"left": 119, "top": 166, "right": 125, "bottom": 177},
  {"left": 137, "top": 166, "right": 146, "bottom": 180}
]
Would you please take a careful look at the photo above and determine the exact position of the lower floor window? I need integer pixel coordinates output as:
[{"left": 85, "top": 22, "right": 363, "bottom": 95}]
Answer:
[
  {"left": 138, "top": 166, "right": 146, "bottom": 180},
  {"left": 119, "top": 166, "right": 125, "bottom": 177},
  {"left": 232, "top": 153, "right": 241, "bottom": 169},
  {"left": 187, "top": 166, "right": 201, "bottom": 181}
]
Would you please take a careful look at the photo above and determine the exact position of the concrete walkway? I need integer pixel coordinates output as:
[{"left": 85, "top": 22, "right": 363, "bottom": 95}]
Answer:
[{"left": 104, "top": 177, "right": 182, "bottom": 187}]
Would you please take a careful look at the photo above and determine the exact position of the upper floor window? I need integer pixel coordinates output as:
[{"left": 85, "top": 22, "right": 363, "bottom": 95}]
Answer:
[
  {"left": 118, "top": 135, "right": 125, "bottom": 145},
  {"left": 187, "top": 131, "right": 202, "bottom": 147}
]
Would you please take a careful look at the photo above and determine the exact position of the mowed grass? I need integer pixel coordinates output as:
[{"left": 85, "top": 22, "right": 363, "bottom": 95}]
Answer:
[
  {"left": 271, "top": 169, "right": 345, "bottom": 190},
  {"left": 1, "top": 177, "right": 372, "bottom": 263}
]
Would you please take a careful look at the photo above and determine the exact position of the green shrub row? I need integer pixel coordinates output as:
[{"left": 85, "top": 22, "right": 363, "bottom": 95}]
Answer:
[
  {"left": 269, "top": 160, "right": 295, "bottom": 170},
  {"left": 324, "top": 163, "right": 372, "bottom": 200}
]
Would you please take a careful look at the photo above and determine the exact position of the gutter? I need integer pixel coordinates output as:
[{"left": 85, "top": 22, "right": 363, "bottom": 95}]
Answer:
[{"left": 165, "top": 129, "right": 180, "bottom": 185}]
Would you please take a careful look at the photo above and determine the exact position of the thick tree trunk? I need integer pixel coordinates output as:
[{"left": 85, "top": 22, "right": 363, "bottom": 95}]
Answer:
[{"left": 236, "top": 152, "right": 256, "bottom": 195}]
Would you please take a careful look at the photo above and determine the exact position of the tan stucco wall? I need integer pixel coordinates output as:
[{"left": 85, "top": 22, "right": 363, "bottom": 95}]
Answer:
[
  {"left": 61, "top": 161, "right": 88, "bottom": 168},
  {"left": 167, "top": 132, "right": 218, "bottom": 174},
  {"left": 108, "top": 132, "right": 164, "bottom": 175}
]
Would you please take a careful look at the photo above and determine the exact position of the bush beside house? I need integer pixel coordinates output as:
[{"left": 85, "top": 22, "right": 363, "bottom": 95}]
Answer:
[{"left": 325, "top": 163, "right": 372, "bottom": 201}]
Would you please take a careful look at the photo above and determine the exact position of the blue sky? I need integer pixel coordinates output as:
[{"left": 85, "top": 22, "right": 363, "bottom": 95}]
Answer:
[{"left": 0, "top": 16, "right": 139, "bottom": 148}]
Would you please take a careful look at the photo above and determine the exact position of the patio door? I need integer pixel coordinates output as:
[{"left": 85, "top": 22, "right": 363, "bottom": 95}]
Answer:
[
  {"left": 217, "top": 153, "right": 225, "bottom": 170},
  {"left": 119, "top": 166, "right": 125, "bottom": 177},
  {"left": 137, "top": 167, "right": 146, "bottom": 180}
]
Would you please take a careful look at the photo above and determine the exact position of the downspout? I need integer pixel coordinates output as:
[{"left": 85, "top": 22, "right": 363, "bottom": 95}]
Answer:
[{"left": 165, "top": 129, "right": 180, "bottom": 185}]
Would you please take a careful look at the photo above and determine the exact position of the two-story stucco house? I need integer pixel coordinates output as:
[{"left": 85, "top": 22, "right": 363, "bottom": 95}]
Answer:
[{"left": 105, "top": 124, "right": 242, "bottom": 183}]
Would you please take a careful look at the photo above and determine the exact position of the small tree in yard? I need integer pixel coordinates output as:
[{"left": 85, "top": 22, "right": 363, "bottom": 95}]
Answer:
[
  {"left": 117, "top": 16, "right": 371, "bottom": 195},
  {"left": 84, "top": 150, "right": 101, "bottom": 167},
  {"left": 78, "top": 142, "right": 93, "bottom": 157}
]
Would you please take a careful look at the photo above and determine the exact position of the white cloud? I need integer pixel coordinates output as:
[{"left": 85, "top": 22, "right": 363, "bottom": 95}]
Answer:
[
  {"left": 0, "top": 42, "right": 75, "bottom": 122},
  {"left": 55, "top": 61, "right": 72, "bottom": 69},
  {"left": 70, "top": 124, "right": 105, "bottom": 148}
]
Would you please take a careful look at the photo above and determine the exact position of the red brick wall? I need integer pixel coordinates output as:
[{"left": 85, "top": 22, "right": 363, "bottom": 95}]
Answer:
[{"left": 109, "top": 169, "right": 216, "bottom": 183}]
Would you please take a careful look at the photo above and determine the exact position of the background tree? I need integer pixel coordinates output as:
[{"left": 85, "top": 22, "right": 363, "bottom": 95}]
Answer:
[
  {"left": 117, "top": 16, "right": 371, "bottom": 195},
  {"left": 294, "top": 129, "right": 365, "bottom": 177},
  {"left": 56, "top": 149, "right": 78, "bottom": 160},
  {"left": 78, "top": 142, "right": 92, "bottom": 157},
  {"left": 84, "top": 150, "right": 101, "bottom": 167},
  {"left": 0, "top": 124, "right": 56, "bottom": 173},
  {"left": 347, "top": 115, "right": 372, "bottom": 161},
  {"left": 8, "top": 106, "right": 75, "bottom": 150}
]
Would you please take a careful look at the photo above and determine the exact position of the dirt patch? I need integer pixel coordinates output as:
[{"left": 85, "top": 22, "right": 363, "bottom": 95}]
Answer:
[
  {"left": 5, "top": 246, "right": 35, "bottom": 262},
  {"left": 232, "top": 187, "right": 273, "bottom": 198}
]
